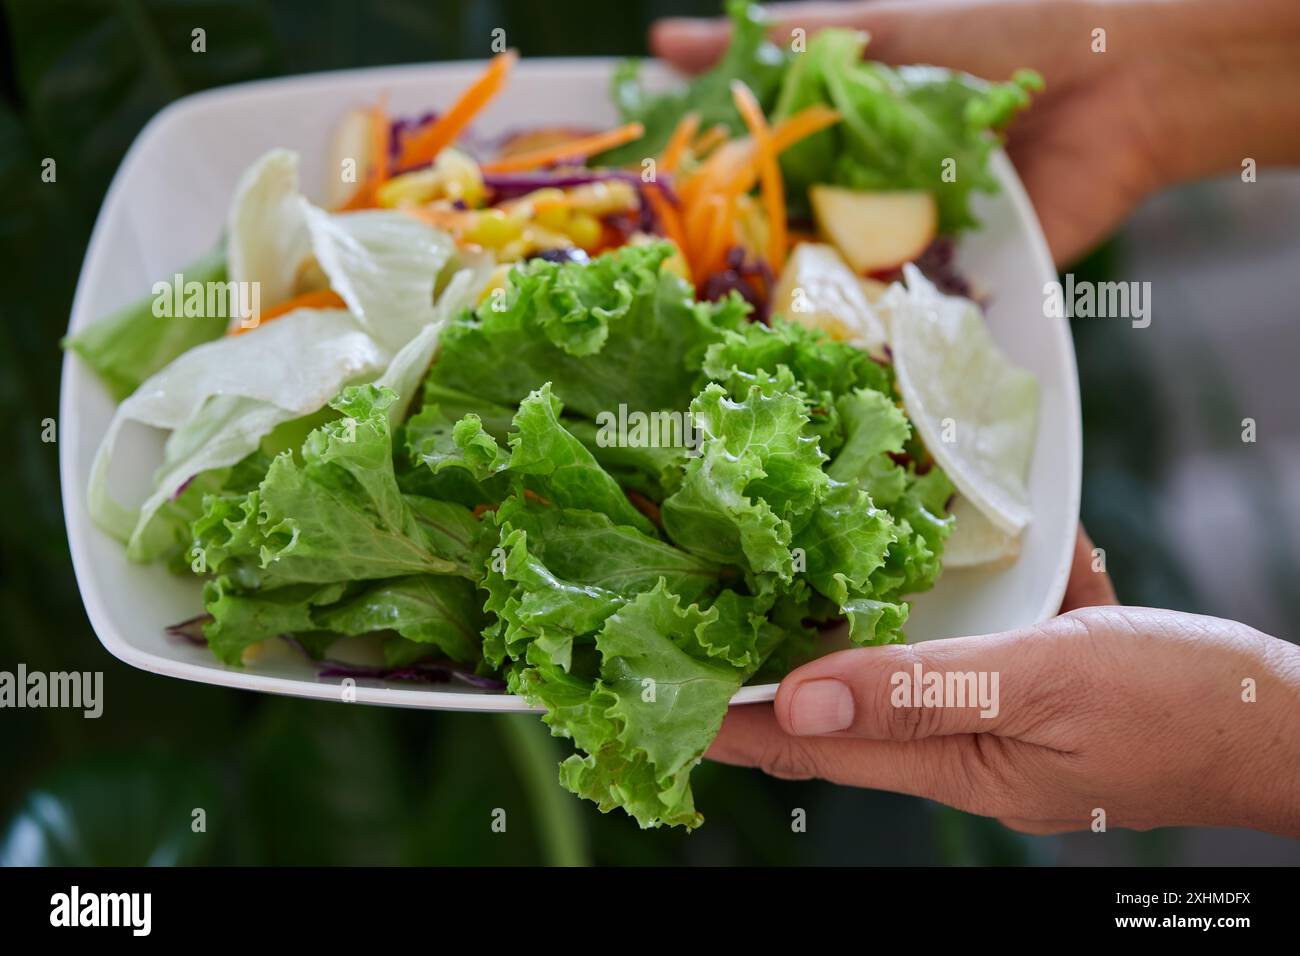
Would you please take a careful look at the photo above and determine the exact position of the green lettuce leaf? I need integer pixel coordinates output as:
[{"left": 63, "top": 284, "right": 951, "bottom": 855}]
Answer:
[
  {"left": 599, "top": 0, "right": 787, "bottom": 165},
  {"left": 661, "top": 372, "right": 828, "bottom": 577},
  {"left": 194, "top": 385, "right": 465, "bottom": 589},
  {"left": 426, "top": 241, "right": 749, "bottom": 422},
  {"left": 63, "top": 245, "right": 229, "bottom": 400},
  {"left": 202, "top": 578, "right": 347, "bottom": 666},
  {"left": 556, "top": 582, "right": 746, "bottom": 829},
  {"left": 480, "top": 492, "right": 721, "bottom": 670},
  {"left": 773, "top": 26, "right": 1040, "bottom": 229},
  {"left": 312, "top": 574, "right": 487, "bottom": 664},
  {"left": 506, "top": 384, "right": 656, "bottom": 536}
]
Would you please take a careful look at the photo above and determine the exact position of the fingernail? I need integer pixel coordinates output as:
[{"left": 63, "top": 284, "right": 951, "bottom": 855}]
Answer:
[{"left": 789, "top": 679, "right": 854, "bottom": 735}]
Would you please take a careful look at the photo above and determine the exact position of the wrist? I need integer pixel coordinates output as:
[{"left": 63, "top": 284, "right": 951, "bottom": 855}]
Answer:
[{"left": 1215, "top": 629, "right": 1300, "bottom": 836}]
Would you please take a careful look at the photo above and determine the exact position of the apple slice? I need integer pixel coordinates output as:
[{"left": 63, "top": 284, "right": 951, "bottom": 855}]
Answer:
[
  {"left": 810, "top": 185, "right": 938, "bottom": 274},
  {"left": 771, "top": 243, "right": 888, "bottom": 358},
  {"left": 325, "top": 107, "right": 373, "bottom": 209}
]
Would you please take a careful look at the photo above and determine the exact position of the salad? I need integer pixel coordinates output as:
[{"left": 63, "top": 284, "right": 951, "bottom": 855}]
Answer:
[{"left": 67, "top": 2, "right": 1042, "bottom": 829}]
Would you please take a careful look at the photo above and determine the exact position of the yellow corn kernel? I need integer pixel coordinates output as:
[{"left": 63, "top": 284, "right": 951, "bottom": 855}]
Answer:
[
  {"left": 376, "top": 167, "right": 442, "bottom": 208},
  {"left": 521, "top": 225, "right": 576, "bottom": 256},
  {"left": 567, "top": 180, "right": 637, "bottom": 217},
  {"left": 566, "top": 213, "right": 602, "bottom": 251},
  {"left": 535, "top": 202, "right": 571, "bottom": 231},
  {"left": 465, "top": 209, "right": 525, "bottom": 248},
  {"left": 437, "top": 148, "right": 486, "bottom": 207},
  {"left": 498, "top": 238, "right": 531, "bottom": 262},
  {"left": 477, "top": 264, "right": 513, "bottom": 305}
]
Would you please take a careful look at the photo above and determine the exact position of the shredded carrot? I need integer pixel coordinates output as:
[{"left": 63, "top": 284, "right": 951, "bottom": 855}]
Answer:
[
  {"left": 229, "top": 289, "right": 346, "bottom": 335},
  {"left": 660, "top": 111, "right": 701, "bottom": 174},
  {"left": 680, "top": 138, "right": 747, "bottom": 211},
  {"left": 703, "top": 105, "right": 843, "bottom": 201},
  {"left": 770, "top": 104, "right": 841, "bottom": 153},
  {"left": 697, "top": 194, "right": 736, "bottom": 277},
  {"left": 642, "top": 183, "right": 689, "bottom": 268},
  {"left": 670, "top": 102, "right": 841, "bottom": 282},
  {"left": 683, "top": 191, "right": 714, "bottom": 260},
  {"left": 691, "top": 124, "right": 729, "bottom": 159},
  {"left": 732, "top": 81, "right": 787, "bottom": 274},
  {"left": 398, "top": 50, "right": 518, "bottom": 170},
  {"left": 481, "top": 122, "right": 645, "bottom": 174},
  {"left": 626, "top": 489, "right": 662, "bottom": 527}
]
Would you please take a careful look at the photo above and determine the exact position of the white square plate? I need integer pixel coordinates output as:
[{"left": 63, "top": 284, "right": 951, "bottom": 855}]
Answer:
[{"left": 60, "top": 58, "right": 1080, "bottom": 712}]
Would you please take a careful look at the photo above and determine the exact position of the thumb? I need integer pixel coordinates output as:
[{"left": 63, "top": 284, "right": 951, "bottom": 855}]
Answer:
[{"left": 774, "top": 617, "right": 1079, "bottom": 741}]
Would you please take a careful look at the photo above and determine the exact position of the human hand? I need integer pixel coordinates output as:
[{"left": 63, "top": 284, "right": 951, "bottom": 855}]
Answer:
[
  {"left": 710, "top": 529, "right": 1300, "bottom": 837},
  {"left": 652, "top": 0, "right": 1300, "bottom": 266}
]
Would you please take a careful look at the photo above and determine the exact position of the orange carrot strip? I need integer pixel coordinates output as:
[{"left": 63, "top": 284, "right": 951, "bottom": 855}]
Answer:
[
  {"left": 713, "top": 105, "right": 843, "bottom": 201},
  {"left": 229, "top": 289, "right": 346, "bottom": 335},
  {"left": 732, "top": 80, "right": 787, "bottom": 273},
  {"left": 398, "top": 50, "right": 517, "bottom": 170},
  {"left": 660, "top": 111, "right": 701, "bottom": 174},
  {"left": 642, "top": 183, "right": 689, "bottom": 264},
  {"left": 683, "top": 190, "right": 716, "bottom": 263},
  {"left": 481, "top": 122, "right": 645, "bottom": 174},
  {"left": 691, "top": 124, "right": 729, "bottom": 159},
  {"left": 699, "top": 193, "right": 735, "bottom": 277},
  {"left": 675, "top": 105, "right": 839, "bottom": 278},
  {"left": 680, "top": 138, "right": 748, "bottom": 210},
  {"left": 770, "top": 104, "right": 841, "bottom": 152}
]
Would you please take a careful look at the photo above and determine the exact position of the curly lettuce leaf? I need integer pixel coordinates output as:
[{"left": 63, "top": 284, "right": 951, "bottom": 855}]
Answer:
[
  {"left": 312, "top": 574, "right": 487, "bottom": 664},
  {"left": 773, "top": 26, "right": 1040, "bottom": 229},
  {"left": 827, "top": 386, "right": 911, "bottom": 507},
  {"left": 426, "top": 242, "right": 749, "bottom": 421},
  {"left": 599, "top": 0, "right": 786, "bottom": 165},
  {"left": 480, "top": 493, "right": 721, "bottom": 671},
  {"left": 194, "top": 385, "right": 465, "bottom": 589},
  {"left": 703, "top": 316, "right": 893, "bottom": 401},
  {"left": 506, "top": 384, "right": 656, "bottom": 537},
  {"left": 202, "top": 578, "right": 348, "bottom": 666},
  {"left": 661, "top": 372, "right": 828, "bottom": 577},
  {"left": 513, "top": 581, "right": 767, "bottom": 830}
]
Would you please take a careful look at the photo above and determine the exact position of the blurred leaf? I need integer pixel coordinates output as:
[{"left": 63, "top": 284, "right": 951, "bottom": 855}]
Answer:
[
  {"left": 262, "top": 0, "right": 472, "bottom": 74},
  {"left": 3, "top": 0, "right": 275, "bottom": 207},
  {"left": 239, "top": 697, "right": 414, "bottom": 864},
  {"left": 494, "top": 714, "right": 589, "bottom": 866},
  {"left": 0, "top": 751, "right": 221, "bottom": 865},
  {"left": 406, "top": 712, "right": 548, "bottom": 865}
]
